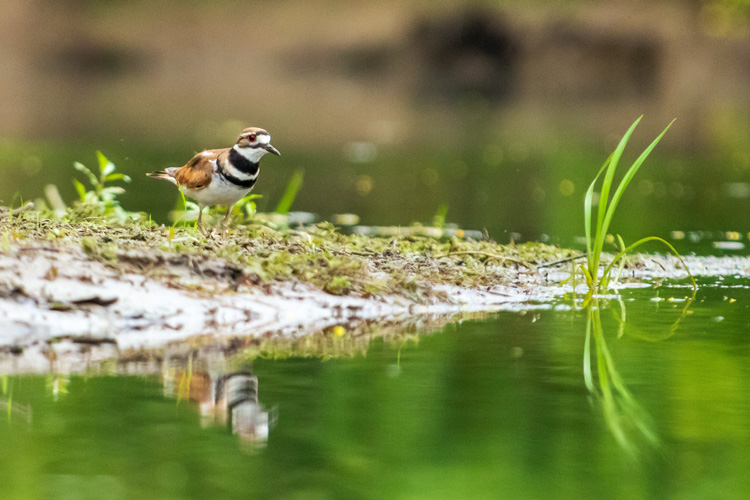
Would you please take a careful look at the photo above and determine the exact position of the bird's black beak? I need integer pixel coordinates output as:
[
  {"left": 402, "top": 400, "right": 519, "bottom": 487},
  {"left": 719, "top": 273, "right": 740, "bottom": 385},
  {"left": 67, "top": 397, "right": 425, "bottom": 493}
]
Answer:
[{"left": 265, "top": 144, "right": 281, "bottom": 156}]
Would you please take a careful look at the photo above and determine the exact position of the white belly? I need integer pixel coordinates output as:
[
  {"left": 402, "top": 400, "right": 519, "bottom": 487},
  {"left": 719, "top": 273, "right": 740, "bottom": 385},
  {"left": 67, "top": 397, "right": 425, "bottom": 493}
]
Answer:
[{"left": 182, "top": 178, "right": 252, "bottom": 206}]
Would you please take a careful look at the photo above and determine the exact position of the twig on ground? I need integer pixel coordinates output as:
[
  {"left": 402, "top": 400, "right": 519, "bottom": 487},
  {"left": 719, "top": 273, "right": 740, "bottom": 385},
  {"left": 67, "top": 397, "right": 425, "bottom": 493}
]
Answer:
[
  {"left": 442, "top": 250, "right": 536, "bottom": 270},
  {"left": 0, "top": 202, "right": 35, "bottom": 217},
  {"left": 536, "top": 253, "right": 587, "bottom": 269}
]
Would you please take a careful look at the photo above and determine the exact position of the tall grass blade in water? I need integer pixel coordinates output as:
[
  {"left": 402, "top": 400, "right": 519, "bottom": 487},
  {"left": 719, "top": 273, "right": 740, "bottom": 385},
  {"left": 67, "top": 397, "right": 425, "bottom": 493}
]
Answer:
[{"left": 583, "top": 117, "right": 695, "bottom": 293}]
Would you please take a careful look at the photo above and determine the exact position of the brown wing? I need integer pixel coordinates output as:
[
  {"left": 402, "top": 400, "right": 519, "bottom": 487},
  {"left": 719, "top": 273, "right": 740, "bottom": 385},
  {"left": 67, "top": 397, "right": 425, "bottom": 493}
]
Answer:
[{"left": 174, "top": 149, "right": 225, "bottom": 190}]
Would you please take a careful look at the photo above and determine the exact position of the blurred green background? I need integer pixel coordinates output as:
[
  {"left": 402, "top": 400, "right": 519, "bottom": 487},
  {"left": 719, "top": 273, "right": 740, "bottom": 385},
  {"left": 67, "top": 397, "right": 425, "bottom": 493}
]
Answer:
[{"left": 2, "top": 0, "right": 750, "bottom": 248}]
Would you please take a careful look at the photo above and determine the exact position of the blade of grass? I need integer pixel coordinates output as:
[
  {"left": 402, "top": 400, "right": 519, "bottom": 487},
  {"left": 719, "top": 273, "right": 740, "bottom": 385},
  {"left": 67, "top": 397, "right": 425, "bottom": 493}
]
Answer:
[
  {"left": 597, "top": 116, "right": 643, "bottom": 240},
  {"left": 600, "top": 120, "right": 675, "bottom": 240},
  {"left": 593, "top": 117, "right": 643, "bottom": 273},
  {"left": 275, "top": 169, "right": 304, "bottom": 215},
  {"left": 580, "top": 263, "right": 594, "bottom": 289},
  {"left": 601, "top": 235, "right": 697, "bottom": 291},
  {"left": 585, "top": 155, "right": 613, "bottom": 278}
]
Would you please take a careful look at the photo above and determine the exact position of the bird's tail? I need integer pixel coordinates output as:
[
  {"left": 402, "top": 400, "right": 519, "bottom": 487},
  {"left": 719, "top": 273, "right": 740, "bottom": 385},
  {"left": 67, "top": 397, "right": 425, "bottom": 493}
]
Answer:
[{"left": 146, "top": 170, "right": 178, "bottom": 186}]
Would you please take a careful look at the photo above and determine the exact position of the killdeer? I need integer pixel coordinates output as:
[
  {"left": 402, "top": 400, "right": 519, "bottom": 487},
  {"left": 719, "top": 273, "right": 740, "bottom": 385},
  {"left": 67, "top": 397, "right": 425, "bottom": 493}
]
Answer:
[{"left": 147, "top": 127, "right": 280, "bottom": 231}]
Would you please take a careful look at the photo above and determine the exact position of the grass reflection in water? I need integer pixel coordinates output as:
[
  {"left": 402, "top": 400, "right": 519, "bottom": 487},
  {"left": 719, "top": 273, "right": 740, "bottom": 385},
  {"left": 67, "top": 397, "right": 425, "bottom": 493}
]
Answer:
[{"left": 581, "top": 284, "right": 696, "bottom": 456}]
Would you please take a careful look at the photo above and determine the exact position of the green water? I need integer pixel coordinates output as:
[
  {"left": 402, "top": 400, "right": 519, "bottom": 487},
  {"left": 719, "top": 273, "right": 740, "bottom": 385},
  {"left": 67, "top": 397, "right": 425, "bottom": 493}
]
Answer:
[{"left": 2, "top": 278, "right": 749, "bottom": 499}]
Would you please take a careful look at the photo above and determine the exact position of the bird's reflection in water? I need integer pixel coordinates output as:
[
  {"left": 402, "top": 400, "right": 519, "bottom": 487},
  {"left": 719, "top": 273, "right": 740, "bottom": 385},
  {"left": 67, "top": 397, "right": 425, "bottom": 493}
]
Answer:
[
  {"left": 213, "top": 371, "right": 271, "bottom": 447},
  {"left": 162, "top": 348, "right": 275, "bottom": 450}
]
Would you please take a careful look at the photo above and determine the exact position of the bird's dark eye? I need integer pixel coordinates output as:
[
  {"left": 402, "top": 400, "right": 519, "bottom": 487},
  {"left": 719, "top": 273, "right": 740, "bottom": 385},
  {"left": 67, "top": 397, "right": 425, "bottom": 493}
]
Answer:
[{"left": 247, "top": 134, "right": 256, "bottom": 142}]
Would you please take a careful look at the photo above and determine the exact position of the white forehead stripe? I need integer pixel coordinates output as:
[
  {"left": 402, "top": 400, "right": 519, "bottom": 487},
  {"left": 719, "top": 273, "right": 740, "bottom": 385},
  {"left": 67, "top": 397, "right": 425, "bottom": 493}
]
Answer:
[{"left": 244, "top": 133, "right": 270, "bottom": 145}]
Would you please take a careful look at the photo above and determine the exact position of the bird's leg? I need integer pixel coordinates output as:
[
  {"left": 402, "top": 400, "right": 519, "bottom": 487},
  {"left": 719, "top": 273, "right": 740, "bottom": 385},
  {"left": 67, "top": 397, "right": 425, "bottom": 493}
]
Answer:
[
  {"left": 196, "top": 205, "right": 208, "bottom": 235},
  {"left": 222, "top": 204, "right": 235, "bottom": 229}
]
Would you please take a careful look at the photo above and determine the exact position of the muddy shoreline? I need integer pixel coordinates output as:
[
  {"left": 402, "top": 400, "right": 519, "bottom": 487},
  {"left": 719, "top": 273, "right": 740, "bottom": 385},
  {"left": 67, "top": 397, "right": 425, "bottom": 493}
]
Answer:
[
  {"left": 2, "top": 216, "right": 747, "bottom": 367},
  {"left": 0, "top": 243, "right": 553, "bottom": 349}
]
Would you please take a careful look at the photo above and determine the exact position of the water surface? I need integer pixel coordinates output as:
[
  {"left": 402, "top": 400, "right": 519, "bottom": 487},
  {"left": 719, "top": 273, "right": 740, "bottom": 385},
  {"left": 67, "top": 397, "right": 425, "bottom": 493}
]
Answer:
[{"left": 2, "top": 278, "right": 749, "bottom": 499}]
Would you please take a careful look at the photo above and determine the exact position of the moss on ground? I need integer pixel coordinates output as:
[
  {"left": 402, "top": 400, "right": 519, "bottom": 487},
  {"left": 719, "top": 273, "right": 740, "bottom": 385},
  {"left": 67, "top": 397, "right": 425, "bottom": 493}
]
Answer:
[{"left": 0, "top": 211, "right": 577, "bottom": 301}]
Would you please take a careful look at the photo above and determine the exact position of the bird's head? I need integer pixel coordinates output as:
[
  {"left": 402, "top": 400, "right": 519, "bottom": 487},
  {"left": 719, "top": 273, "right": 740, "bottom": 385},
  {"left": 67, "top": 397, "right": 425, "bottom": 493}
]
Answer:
[{"left": 235, "top": 127, "right": 281, "bottom": 161}]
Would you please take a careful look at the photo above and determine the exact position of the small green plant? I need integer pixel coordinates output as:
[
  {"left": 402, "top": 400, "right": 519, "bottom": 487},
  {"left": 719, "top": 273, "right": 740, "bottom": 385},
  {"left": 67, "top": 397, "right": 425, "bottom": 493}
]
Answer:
[
  {"left": 581, "top": 116, "right": 695, "bottom": 293},
  {"left": 274, "top": 169, "right": 304, "bottom": 215},
  {"left": 72, "top": 151, "right": 136, "bottom": 221},
  {"left": 433, "top": 204, "right": 449, "bottom": 229},
  {"left": 170, "top": 190, "right": 200, "bottom": 226},
  {"left": 235, "top": 193, "right": 263, "bottom": 221}
]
